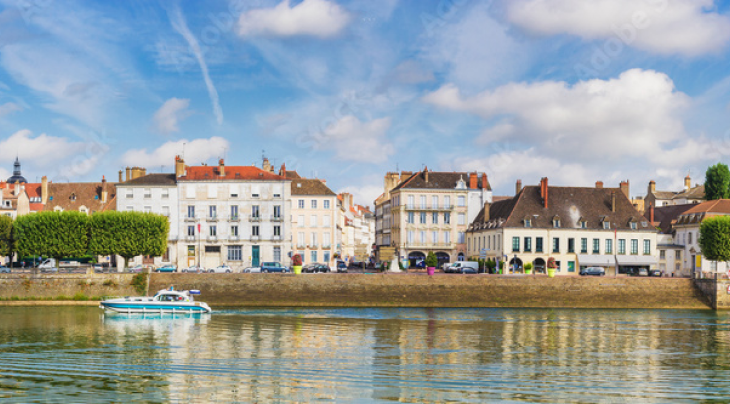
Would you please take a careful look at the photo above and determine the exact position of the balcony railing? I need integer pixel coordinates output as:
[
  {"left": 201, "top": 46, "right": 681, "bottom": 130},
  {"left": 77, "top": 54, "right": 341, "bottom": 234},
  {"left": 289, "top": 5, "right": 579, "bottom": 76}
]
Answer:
[
  {"left": 404, "top": 204, "right": 454, "bottom": 211},
  {"left": 207, "top": 235, "right": 218, "bottom": 241},
  {"left": 186, "top": 235, "right": 195, "bottom": 241},
  {"left": 251, "top": 235, "right": 260, "bottom": 241},
  {"left": 230, "top": 235, "right": 239, "bottom": 241},
  {"left": 270, "top": 215, "right": 283, "bottom": 222},
  {"left": 184, "top": 216, "right": 196, "bottom": 222},
  {"left": 296, "top": 243, "right": 306, "bottom": 249},
  {"left": 206, "top": 215, "right": 218, "bottom": 222},
  {"left": 229, "top": 215, "right": 240, "bottom": 222},
  {"left": 272, "top": 235, "right": 282, "bottom": 241},
  {"left": 405, "top": 242, "right": 455, "bottom": 249},
  {"left": 249, "top": 215, "right": 261, "bottom": 222}
]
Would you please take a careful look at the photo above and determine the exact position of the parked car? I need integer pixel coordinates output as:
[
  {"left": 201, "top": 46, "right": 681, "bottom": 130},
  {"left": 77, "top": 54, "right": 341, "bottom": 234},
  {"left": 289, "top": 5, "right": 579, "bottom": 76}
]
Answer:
[
  {"left": 182, "top": 266, "right": 204, "bottom": 273},
  {"left": 243, "top": 266, "right": 261, "bottom": 273},
  {"left": 336, "top": 261, "right": 347, "bottom": 273},
  {"left": 154, "top": 265, "right": 177, "bottom": 273},
  {"left": 261, "top": 262, "right": 290, "bottom": 273},
  {"left": 580, "top": 266, "right": 605, "bottom": 276},
  {"left": 0, "top": 266, "right": 10, "bottom": 273},
  {"left": 127, "top": 265, "right": 146, "bottom": 273},
  {"left": 208, "top": 265, "right": 233, "bottom": 273},
  {"left": 448, "top": 261, "right": 479, "bottom": 274},
  {"left": 648, "top": 269, "right": 662, "bottom": 277},
  {"left": 303, "top": 263, "right": 329, "bottom": 273},
  {"left": 629, "top": 268, "right": 649, "bottom": 277}
]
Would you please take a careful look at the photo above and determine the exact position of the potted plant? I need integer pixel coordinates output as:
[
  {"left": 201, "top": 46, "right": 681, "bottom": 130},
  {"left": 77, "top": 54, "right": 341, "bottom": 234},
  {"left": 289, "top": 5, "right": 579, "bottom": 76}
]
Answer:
[
  {"left": 500, "top": 261, "right": 506, "bottom": 274},
  {"left": 547, "top": 257, "right": 557, "bottom": 278},
  {"left": 524, "top": 262, "right": 533, "bottom": 275},
  {"left": 292, "top": 254, "right": 303, "bottom": 274},
  {"left": 425, "top": 252, "right": 438, "bottom": 276}
]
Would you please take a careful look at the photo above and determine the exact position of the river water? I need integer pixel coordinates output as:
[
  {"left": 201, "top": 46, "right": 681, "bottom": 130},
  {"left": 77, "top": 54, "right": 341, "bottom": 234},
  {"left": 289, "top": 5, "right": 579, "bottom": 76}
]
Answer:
[{"left": 1, "top": 306, "right": 729, "bottom": 403}]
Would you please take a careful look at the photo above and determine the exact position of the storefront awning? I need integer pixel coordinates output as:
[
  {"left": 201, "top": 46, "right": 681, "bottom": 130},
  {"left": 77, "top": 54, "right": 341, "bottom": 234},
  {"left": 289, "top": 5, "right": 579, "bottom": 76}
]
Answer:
[
  {"left": 577, "top": 255, "right": 614, "bottom": 267},
  {"left": 616, "top": 256, "right": 656, "bottom": 266}
]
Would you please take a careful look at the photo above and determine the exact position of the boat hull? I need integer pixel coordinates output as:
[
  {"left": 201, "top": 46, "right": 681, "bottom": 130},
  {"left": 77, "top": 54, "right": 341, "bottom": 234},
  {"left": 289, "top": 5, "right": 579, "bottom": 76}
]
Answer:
[{"left": 100, "top": 301, "right": 211, "bottom": 314}]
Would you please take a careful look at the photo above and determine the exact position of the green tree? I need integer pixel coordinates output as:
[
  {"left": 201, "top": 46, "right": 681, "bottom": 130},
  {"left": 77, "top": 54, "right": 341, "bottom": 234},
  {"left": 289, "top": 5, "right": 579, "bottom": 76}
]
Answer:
[
  {"left": 0, "top": 215, "right": 12, "bottom": 260},
  {"left": 89, "top": 211, "right": 169, "bottom": 269},
  {"left": 425, "top": 251, "right": 438, "bottom": 268},
  {"left": 704, "top": 163, "right": 730, "bottom": 200},
  {"left": 699, "top": 216, "right": 730, "bottom": 265},
  {"left": 13, "top": 211, "right": 89, "bottom": 269}
]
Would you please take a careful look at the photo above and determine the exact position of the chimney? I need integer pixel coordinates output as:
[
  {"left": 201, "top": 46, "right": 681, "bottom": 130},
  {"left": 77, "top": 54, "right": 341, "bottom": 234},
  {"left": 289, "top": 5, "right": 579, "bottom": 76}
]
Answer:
[
  {"left": 595, "top": 181, "right": 603, "bottom": 189},
  {"left": 175, "top": 156, "right": 185, "bottom": 178},
  {"left": 611, "top": 191, "right": 616, "bottom": 212},
  {"left": 118, "top": 170, "right": 123, "bottom": 183},
  {"left": 540, "top": 177, "right": 548, "bottom": 208},
  {"left": 262, "top": 157, "right": 271, "bottom": 172},
  {"left": 319, "top": 179, "right": 327, "bottom": 185},
  {"left": 141, "top": 168, "right": 146, "bottom": 177},
  {"left": 279, "top": 163, "right": 286, "bottom": 177},
  {"left": 101, "top": 176, "right": 108, "bottom": 203},
  {"left": 516, "top": 179, "right": 522, "bottom": 195},
  {"left": 648, "top": 180, "right": 656, "bottom": 194},
  {"left": 424, "top": 166, "right": 429, "bottom": 183},
  {"left": 125, "top": 167, "right": 131, "bottom": 181},
  {"left": 481, "top": 173, "right": 488, "bottom": 190},
  {"left": 41, "top": 176, "right": 48, "bottom": 204},
  {"left": 14, "top": 181, "right": 20, "bottom": 196},
  {"left": 684, "top": 175, "right": 691, "bottom": 191},
  {"left": 219, "top": 159, "right": 225, "bottom": 177},
  {"left": 619, "top": 180, "right": 629, "bottom": 198},
  {"left": 482, "top": 201, "right": 490, "bottom": 223},
  {"left": 469, "top": 172, "right": 477, "bottom": 189}
]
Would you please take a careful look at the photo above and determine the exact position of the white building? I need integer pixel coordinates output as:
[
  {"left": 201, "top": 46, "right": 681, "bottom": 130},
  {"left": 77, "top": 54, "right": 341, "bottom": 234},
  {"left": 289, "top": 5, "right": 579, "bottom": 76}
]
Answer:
[
  {"left": 671, "top": 200, "right": 730, "bottom": 278},
  {"left": 467, "top": 179, "right": 657, "bottom": 275}
]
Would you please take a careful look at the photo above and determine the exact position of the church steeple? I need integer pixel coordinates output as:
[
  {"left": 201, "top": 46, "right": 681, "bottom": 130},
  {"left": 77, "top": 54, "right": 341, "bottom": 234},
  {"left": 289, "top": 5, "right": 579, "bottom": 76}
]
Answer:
[{"left": 7, "top": 157, "right": 27, "bottom": 184}]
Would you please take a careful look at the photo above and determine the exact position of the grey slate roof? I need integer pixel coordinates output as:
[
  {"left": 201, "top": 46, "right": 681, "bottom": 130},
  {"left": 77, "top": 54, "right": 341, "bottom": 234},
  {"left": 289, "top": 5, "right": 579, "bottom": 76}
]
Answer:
[{"left": 122, "top": 174, "right": 177, "bottom": 186}]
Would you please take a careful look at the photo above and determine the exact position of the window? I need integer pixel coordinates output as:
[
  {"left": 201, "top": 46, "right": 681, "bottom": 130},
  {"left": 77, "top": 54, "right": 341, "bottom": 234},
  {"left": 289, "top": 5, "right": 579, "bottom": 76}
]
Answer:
[
  {"left": 512, "top": 237, "right": 520, "bottom": 252},
  {"left": 458, "top": 196, "right": 466, "bottom": 207},
  {"left": 444, "top": 212, "right": 451, "bottom": 224},
  {"left": 311, "top": 233, "right": 318, "bottom": 246},
  {"left": 209, "top": 205, "right": 217, "bottom": 218},
  {"left": 323, "top": 215, "right": 331, "bottom": 227},
  {"left": 592, "top": 239, "right": 600, "bottom": 254},
  {"left": 311, "top": 251, "right": 318, "bottom": 263},
  {"left": 432, "top": 212, "right": 438, "bottom": 224},
  {"left": 274, "top": 226, "right": 281, "bottom": 236},
  {"left": 186, "top": 185, "right": 195, "bottom": 199},
  {"left": 323, "top": 232, "right": 331, "bottom": 247},
  {"left": 553, "top": 218, "right": 561, "bottom": 228},
  {"left": 688, "top": 232, "right": 693, "bottom": 244},
  {"left": 273, "top": 205, "right": 281, "bottom": 219},
  {"left": 458, "top": 213, "right": 465, "bottom": 225},
  {"left": 251, "top": 205, "right": 260, "bottom": 218},
  {"left": 603, "top": 221, "right": 610, "bottom": 230},
  {"left": 252, "top": 226, "right": 259, "bottom": 236},
  {"left": 444, "top": 231, "right": 451, "bottom": 243},
  {"left": 420, "top": 212, "right": 427, "bottom": 224},
  {"left": 144, "top": 188, "right": 151, "bottom": 198},
  {"left": 580, "top": 221, "right": 587, "bottom": 229},
  {"left": 630, "top": 222, "right": 637, "bottom": 230},
  {"left": 210, "top": 226, "right": 217, "bottom": 237},
  {"left": 143, "top": 206, "right": 151, "bottom": 213},
  {"left": 229, "top": 185, "right": 238, "bottom": 198},
  {"left": 228, "top": 245, "right": 242, "bottom": 261},
  {"left": 126, "top": 189, "right": 133, "bottom": 199},
  {"left": 407, "top": 195, "right": 414, "bottom": 209},
  {"left": 208, "top": 185, "right": 216, "bottom": 198},
  {"left": 274, "top": 247, "right": 281, "bottom": 262},
  {"left": 630, "top": 239, "right": 638, "bottom": 255},
  {"left": 420, "top": 196, "right": 427, "bottom": 209},
  {"left": 187, "top": 205, "right": 195, "bottom": 218},
  {"left": 407, "top": 212, "right": 415, "bottom": 224},
  {"left": 408, "top": 231, "right": 414, "bottom": 243},
  {"left": 553, "top": 238, "right": 560, "bottom": 253},
  {"left": 230, "top": 205, "right": 239, "bottom": 219},
  {"left": 643, "top": 239, "right": 650, "bottom": 255},
  {"left": 420, "top": 231, "right": 426, "bottom": 244},
  {"left": 298, "top": 232, "right": 305, "bottom": 246},
  {"left": 188, "top": 246, "right": 195, "bottom": 257},
  {"left": 323, "top": 251, "right": 330, "bottom": 263},
  {"left": 618, "top": 239, "right": 626, "bottom": 254},
  {"left": 444, "top": 196, "right": 451, "bottom": 208},
  {"left": 310, "top": 215, "right": 317, "bottom": 226},
  {"left": 432, "top": 231, "right": 438, "bottom": 244},
  {"left": 524, "top": 219, "right": 531, "bottom": 228},
  {"left": 187, "top": 226, "right": 195, "bottom": 236},
  {"left": 297, "top": 215, "right": 304, "bottom": 227},
  {"left": 536, "top": 237, "right": 543, "bottom": 253},
  {"left": 432, "top": 196, "right": 438, "bottom": 209},
  {"left": 568, "top": 238, "right": 575, "bottom": 253},
  {"left": 324, "top": 200, "right": 330, "bottom": 209},
  {"left": 205, "top": 246, "right": 220, "bottom": 253},
  {"left": 311, "top": 200, "right": 317, "bottom": 209},
  {"left": 524, "top": 237, "right": 532, "bottom": 252},
  {"left": 580, "top": 238, "right": 587, "bottom": 253},
  {"left": 675, "top": 250, "right": 681, "bottom": 259},
  {"left": 458, "top": 232, "right": 465, "bottom": 243},
  {"left": 605, "top": 239, "right": 613, "bottom": 254},
  {"left": 298, "top": 200, "right": 305, "bottom": 209},
  {"left": 660, "top": 250, "right": 666, "bottom": 259}
]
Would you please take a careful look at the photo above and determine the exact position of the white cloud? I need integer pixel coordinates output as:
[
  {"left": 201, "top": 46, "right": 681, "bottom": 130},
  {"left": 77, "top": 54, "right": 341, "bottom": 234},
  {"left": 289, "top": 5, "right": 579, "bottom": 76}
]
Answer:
[
  {"left": 121, "top": 137, "right": 230, "bottom": 168},
  {"left": 237, "top": 0, "right": 351, "bottom": 38},
  {"left": 322, "top": 115, "right": 393, "bottom": 163},
  {"left": 424, "top": 69, "right": 689, "bottom": 162},
  {"left": 153, "top": 98, "right": 190, "bottom": 134},
  {"left": 336, "top": 184, "right": 383, "bottom": 209},
  {"left": 507, "top": 0, "right": 730, "bottom": 56},
  {"left": 0, "top": 129, "right": 79, "bottom": 167},
  {"left": 0, "top": 102, "right": 21, "bottom": 117}
]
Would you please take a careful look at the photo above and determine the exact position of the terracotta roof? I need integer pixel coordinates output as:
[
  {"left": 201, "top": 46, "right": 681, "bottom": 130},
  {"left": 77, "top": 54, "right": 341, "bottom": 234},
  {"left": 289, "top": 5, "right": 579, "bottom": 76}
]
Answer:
[
  {"left": 469, "top": 185, "right": 650, "bottom": 231},
  {"left": 179, "top": 165, "right": 287, "bottom": 181},
  {"left": 44, "top": 182, "right": 117, "bottom": 213},
  {"left": 122, "top": 173, "right": 176, "bottom": 186},
  {"left": 284, "top": 170, "right": 302, "bottom": 179},
  {"left": 682, "top": 199, "right": 730, "bottom": 215},
  {"left": 393, "top": 169, "right": 491, "bottom": 191},
  {"left": 644, "top": 204, "right": 696, "bottom": 234},
  {"left": 25, "top": 184, "right": 42, "bottom": 198},
  {"left": 650, "top": 185, "right": 705, "bottom": 201},
  {"left": 291, "top": 178, "right": 336, "bottom": 196}
]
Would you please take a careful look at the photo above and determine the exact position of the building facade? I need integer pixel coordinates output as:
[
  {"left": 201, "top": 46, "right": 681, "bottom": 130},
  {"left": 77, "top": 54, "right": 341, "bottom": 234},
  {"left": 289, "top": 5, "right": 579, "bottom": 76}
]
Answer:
[{"left": 290, "top": 176, "right": 338, "bottom": 266}]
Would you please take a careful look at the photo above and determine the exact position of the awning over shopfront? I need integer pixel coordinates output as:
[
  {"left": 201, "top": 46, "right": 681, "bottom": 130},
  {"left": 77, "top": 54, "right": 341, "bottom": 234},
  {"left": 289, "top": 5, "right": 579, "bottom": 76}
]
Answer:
[
  {"left": 577, "top": 255, "right": 615, "bottom": 267},
  {"left": 616, "top": 256, "right": 656, "bottom": 267}
]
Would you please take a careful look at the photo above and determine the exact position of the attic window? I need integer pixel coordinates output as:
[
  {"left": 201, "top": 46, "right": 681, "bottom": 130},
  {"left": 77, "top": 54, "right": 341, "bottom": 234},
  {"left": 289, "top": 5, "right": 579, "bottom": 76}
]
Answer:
[
  {"left": 70, "top": 193, "right": 76, "bottom": 201},
  {"left": 524, "top": 218, "right": 531, "bottom": 228},
  {"left": 235, "top": 173, "right": 241, "bottom": 178},
  {"left": 297, "top": 183, "right": 302, "bottom": 188},
  {"left": 552, "top": 217, "right": 561, "bottom": 228},
  {"left": 204, "top": 173, "right": 209, "bottom": 178},
  {"left": 629, "top": 221, "right": 637, "bottom": 230},
  {"left": 603, "top": 222, "right": 610, "bottom": 230},
  {"left": 641, "top": 221, "right": 648, "bottom": 228}
]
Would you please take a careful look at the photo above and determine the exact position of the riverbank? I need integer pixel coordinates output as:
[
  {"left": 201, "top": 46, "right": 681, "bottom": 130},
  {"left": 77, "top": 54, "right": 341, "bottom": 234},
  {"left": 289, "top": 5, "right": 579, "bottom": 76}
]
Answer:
[{"left": 0, "top": 272, "right": 713, "bottom": 309}]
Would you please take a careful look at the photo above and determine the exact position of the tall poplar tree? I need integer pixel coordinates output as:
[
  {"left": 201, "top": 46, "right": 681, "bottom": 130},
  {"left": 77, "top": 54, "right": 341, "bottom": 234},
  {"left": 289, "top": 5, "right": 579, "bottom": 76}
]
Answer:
[{"left": 704, "top": 163, "right": 730, "bottom": 200}]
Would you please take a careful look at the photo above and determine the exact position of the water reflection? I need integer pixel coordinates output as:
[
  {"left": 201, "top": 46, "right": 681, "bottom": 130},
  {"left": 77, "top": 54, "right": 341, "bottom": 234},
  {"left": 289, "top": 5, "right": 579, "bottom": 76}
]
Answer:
[{"left": 0, "top": 307, "right": 729, "bottom": 402}]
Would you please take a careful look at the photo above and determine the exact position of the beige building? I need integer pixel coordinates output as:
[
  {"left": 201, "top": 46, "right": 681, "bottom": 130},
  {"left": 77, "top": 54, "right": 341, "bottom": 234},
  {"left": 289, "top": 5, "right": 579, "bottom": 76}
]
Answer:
[
  {"left": 467, "top": 179, "right": 657, "bottom": 275},
  {"left": 376, "top": 167, "right": 492, "bottom": 267},
  {"left": 671, "top": 200, "right": 730, "bottom": 278},
  {"left": 645, "top": 175, "right": 704, "bottom": 210},
  {"left": 338, "top": 193, "right": 375, "bottom": 263}
]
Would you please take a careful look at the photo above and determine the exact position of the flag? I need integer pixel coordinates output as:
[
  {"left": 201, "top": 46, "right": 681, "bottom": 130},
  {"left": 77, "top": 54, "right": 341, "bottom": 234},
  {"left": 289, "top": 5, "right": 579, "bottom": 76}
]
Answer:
[{"left": 197, "top": 223, "right": 201, "bottom": 233}]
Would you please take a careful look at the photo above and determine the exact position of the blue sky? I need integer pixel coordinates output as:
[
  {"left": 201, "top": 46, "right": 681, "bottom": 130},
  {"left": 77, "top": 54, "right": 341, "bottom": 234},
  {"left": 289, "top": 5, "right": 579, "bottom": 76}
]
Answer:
[{"left": 2, "top": 0, "right": 730, "bottom": 206}]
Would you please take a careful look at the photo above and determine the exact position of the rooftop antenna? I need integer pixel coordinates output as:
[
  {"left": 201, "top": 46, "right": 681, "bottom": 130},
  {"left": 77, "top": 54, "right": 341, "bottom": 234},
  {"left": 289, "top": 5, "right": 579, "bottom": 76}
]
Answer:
[
  {"left": 222, "top": 146, "right": 228, "bottom": 161},
  {"left": 182, "top": 142, "right": 186, "bottom": 160}
]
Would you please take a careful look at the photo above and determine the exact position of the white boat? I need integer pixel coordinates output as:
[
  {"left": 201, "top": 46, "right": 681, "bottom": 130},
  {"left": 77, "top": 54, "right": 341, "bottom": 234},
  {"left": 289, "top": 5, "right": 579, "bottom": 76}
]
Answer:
[{"left": 99, "top": 288, "right": 212, "bottom": 314}]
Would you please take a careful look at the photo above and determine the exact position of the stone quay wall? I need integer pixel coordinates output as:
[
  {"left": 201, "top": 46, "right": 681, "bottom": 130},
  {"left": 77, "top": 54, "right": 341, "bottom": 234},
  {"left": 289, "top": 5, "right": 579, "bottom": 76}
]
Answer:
[
  {"left": 149, "top": 274, "right": 712, "bottom": 309},
  {"left": 694, "top": 278, "right": 730, "bottom": 309},
  {"left": 0, "top": 272, "right": 139, "bottom": 302}
]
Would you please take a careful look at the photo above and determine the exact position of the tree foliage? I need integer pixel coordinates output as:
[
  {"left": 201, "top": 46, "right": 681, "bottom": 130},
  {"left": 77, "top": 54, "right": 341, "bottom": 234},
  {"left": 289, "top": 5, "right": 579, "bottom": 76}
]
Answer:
[
  {"left": 89, "top": 211, "right": 169, "bottom": 268},
  {"left": 699, "top": 216, "right": 730, "bottom": 262},
  {"left": 705, "top": 163, "right": 730, "bottom": 200},
  {"left": 0, "top": 215, "right": 12, "bottom": 258},
  {"left": 13, "top": 211, "right": 89, "bottom": 268},
  {"left": 425, "top": 251, "right": 438, "bottom": 268}
]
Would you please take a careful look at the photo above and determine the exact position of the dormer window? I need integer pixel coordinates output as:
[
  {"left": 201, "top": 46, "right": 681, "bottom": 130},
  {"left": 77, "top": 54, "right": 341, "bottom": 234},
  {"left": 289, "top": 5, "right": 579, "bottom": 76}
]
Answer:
[
  {"left": 524, "top": 219, "right": 531, "bottom": 228},
  {"left": 603, "top": 222, "right": 610, "bottom": 230},
  {"left": 552, "top": 216, "right": 561, "bottom": 228},
  {"left": 630, "top": 221, "right": 637, "bottom": 230},
  {"left": 579, "top": 219, "right": 587, "bottom": 229},
  {"left": 70, "top": 193, "right": 76, "bottom": 201}
]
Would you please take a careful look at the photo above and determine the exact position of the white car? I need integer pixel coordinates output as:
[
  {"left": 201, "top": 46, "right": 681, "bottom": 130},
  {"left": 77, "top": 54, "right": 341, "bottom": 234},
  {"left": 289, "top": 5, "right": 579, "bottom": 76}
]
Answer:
[
  {"left": 243, "top": 266, "right": 261, "bottom": 273},
  {"left": 182, "top": 266, "right": 204, "bottom": 273},
  {"left": 208, "top": 265, "right": 233, "bottom": 273}
]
